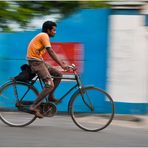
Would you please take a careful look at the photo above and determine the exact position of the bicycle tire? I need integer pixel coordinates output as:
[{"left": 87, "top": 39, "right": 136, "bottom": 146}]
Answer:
[
  {"left": 0, "top": 81, "right": 38, "bottom": 127},
  {"left": 69, "top": 86, "right": 115, "bottom": 132}
]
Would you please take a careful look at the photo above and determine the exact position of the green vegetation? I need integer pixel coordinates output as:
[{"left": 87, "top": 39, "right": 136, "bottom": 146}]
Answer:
[{"left": 0, "top": 1, "right": 110, "bottom": 32}]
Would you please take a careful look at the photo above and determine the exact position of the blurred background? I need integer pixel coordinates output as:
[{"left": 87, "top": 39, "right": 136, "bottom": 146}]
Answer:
[{"left": 0, "top": 0, "right": 148, "bottom": 115}]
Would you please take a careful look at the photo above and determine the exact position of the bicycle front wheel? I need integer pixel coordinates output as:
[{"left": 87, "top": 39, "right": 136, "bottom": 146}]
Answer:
[
  {"left": 0, "top": 81, "right": 38, "bottom": 127},
  {"left": 69, "top": 86, "right": 114, "bottom": 132}
]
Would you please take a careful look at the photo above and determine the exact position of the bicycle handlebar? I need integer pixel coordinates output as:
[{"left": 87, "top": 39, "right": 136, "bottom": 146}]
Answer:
[{"left": 68, "top": 64, "right": 77, "bottom": 71}]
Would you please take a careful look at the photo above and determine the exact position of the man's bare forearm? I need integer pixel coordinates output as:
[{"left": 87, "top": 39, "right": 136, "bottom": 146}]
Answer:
[{"left": 46, "top": 47, "right": 63, "bottom": 67}]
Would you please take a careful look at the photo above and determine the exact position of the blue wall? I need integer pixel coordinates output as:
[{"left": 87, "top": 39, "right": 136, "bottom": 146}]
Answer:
[{"left": 0, "top": 9, "right": 110, "bottom": 112}]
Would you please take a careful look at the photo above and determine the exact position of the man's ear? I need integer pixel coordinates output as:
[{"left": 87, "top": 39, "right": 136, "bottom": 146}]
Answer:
[{"left": 47, "top": 28, "right": 50, "bottom": 34}]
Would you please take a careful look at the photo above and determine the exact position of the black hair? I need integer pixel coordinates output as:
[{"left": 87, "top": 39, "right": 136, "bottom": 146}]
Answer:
[{"left": 42, "top": 21, "right": 57, "bottom": 33}]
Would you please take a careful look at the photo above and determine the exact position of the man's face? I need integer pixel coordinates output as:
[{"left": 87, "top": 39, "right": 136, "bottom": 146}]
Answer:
[{"left": 47, "top": 26, "right": 56, "bottom": 37}]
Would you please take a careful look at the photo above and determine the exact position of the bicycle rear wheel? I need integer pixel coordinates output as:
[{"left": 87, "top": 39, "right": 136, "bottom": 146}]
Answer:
[
  {"left": 0, "top": 81, "right": 38, "bottom": 127},
  {"left": 69, "top": 86, "right": 114, "bottom": 132}
]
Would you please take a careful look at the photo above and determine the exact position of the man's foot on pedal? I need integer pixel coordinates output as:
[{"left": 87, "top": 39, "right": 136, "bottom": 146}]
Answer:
[
  {"left": 35, "top": 111, "right": 44, "bottom": 118},
  {"left": 30, "top": 106, "right": 44, "bottom": 118}
]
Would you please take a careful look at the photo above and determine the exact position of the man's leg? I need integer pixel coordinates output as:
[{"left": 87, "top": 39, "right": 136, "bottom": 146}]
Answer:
[
  {"left": 30, "top": 87, "right": 53, "bottom": 118},
  {"left": 48, "top": 66, "right": 62, "bottom": 102},
  {"left": 28, "top": 61, "right": 54, "bottom": 118}
]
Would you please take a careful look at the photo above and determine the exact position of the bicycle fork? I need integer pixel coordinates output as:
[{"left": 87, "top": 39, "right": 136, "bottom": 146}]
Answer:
[{"left": 75, "top": 74, "right": 94, "bottom": 111}]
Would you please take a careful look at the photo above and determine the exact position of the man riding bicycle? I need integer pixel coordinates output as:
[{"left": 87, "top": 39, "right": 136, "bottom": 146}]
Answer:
[{"left": 27, "top": 21, "right": 70, "bottom": 118}]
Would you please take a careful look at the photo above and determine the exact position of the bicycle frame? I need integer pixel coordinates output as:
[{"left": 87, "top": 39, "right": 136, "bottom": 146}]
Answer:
[
  {"left": 10, "top": 66, "right": 94, "bottom": 112},
  {"left": 16, "top": 70, "right": 83, "bottom": 105},
  {"left": 50, "top": 72, "right": 84, "bottom": 104}
]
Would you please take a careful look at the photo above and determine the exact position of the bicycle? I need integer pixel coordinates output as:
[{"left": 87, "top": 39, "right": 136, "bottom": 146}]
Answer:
[{"left": 0, "top": 64, "right": 114, "bottom": 132}]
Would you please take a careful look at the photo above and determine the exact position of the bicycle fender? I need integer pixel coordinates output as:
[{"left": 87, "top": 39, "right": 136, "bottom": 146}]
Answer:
[
  {"left": 68, "top": 85, "right": 95, "bottom": 113},
  {"left": 0, "top": 80, "right": 13, "bottom": 92},
  {"left": 0, "top": 80, "right": 39, "bottom": 95}
]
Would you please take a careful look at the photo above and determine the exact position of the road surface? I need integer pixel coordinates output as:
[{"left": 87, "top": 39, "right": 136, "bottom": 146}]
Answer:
[{"left": 0, "top": 115, "right": 148, "bottom": 147}]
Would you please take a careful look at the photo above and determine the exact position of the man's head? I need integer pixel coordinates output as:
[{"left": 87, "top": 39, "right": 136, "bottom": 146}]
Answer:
[{"left": 42, "top": 21, "right": 57, "bottom": 37}]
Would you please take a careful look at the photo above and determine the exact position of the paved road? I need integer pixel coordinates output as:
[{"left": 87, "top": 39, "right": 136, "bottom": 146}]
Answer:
[{"left": 0, "top": 115, "right": 148, "bottom": 147}]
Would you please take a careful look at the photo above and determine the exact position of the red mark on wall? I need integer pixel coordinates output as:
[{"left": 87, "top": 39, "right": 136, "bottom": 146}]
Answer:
[{"left": 43, "top": 42, "right": 84, "bottom": 74}]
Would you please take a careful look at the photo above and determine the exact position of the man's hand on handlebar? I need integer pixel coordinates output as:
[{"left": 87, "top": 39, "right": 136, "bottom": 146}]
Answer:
[{"left": 61, "top": 61, "right": 76, "bottom": 71}]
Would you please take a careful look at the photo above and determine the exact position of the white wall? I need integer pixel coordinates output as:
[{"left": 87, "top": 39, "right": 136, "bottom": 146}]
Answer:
[{"left": 107, "top": 14, "right": 148, "bottom": 103}]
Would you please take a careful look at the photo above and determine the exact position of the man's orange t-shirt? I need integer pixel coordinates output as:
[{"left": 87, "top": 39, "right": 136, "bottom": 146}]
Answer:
[{"left": 27, "top": 33, "right": 51, "bottom": 60}]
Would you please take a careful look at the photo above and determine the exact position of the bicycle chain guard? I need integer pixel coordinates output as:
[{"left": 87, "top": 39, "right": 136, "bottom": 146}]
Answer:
[{"left": 40, "top": 102, "right": 57, "bottom": 117}]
